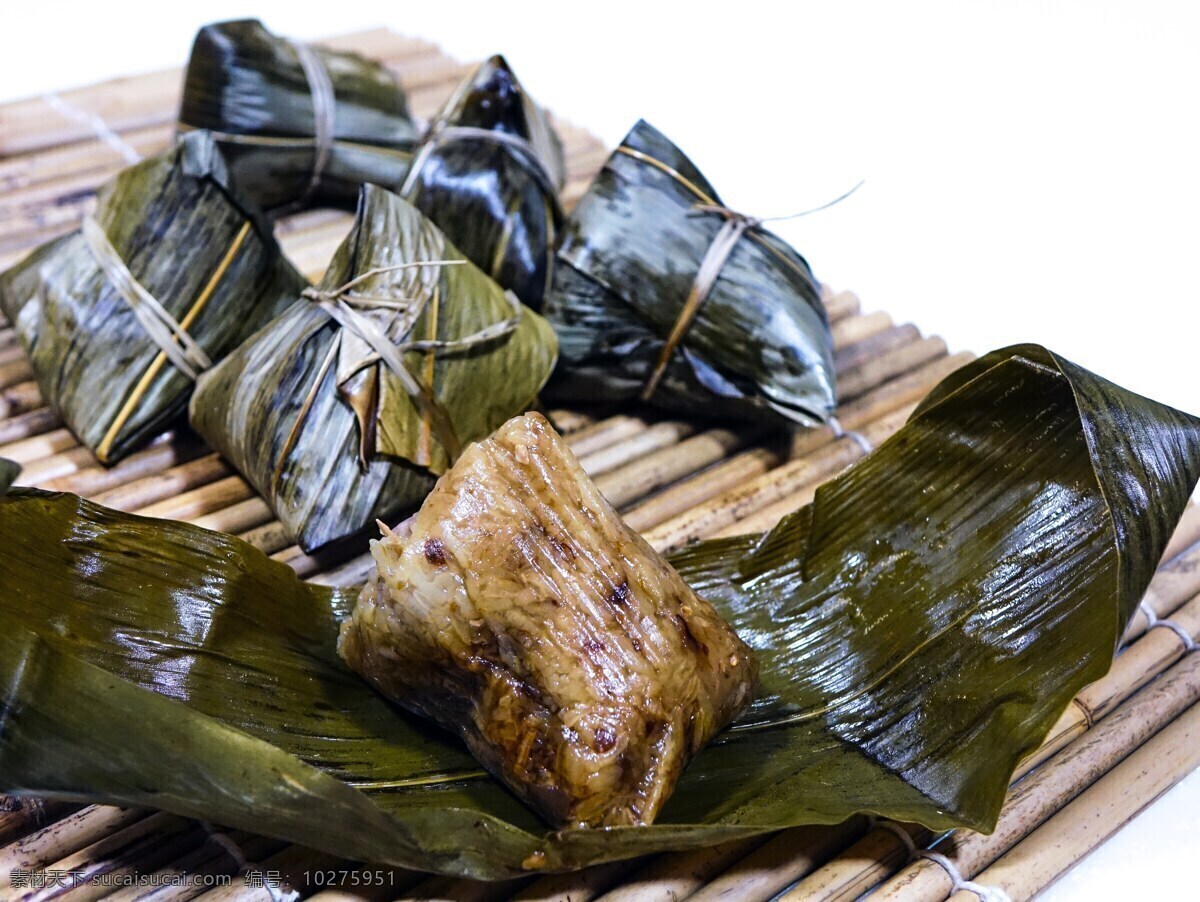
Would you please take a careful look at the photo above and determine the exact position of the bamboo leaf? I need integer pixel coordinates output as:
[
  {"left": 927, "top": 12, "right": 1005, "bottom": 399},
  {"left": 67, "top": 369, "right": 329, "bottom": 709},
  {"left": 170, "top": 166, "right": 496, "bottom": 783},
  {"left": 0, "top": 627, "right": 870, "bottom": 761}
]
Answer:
[
  {"left": 0, "top": 132, "right": 306, "bottom": 463},
  {"left": 180, "top": 19, "right": 418, "bottom": 212},
  {"left": 0, "top": 345, "right": 1197, "bottom": 878},
  {"left": 544, "top": 120, "right": 836, "bottom": 426}
]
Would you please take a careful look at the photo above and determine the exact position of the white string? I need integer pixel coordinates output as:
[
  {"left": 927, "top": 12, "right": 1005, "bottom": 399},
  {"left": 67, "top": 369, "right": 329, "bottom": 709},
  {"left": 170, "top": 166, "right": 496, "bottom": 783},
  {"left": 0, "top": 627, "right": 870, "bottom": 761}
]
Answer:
[
  {"left": 829, "top": 415, "right": 874, "bottom": 454},
  {"left": 867, "top": 817, "right": 1011, "bottom": 902},
  {"left": 41, "top": 92, "right": 142, "bottom": 164},
  {"left": 1139, "top": 600, "right": 1197, "bottom": 652},
  {"left": 916, "top": 849, "right": 1013, "bottom": 902},
  {"left": 199, "top": 822, "right": 300, "bottom": 902},
  {"left": 199, "top": 821, "right": 247, "bottom": 870}
]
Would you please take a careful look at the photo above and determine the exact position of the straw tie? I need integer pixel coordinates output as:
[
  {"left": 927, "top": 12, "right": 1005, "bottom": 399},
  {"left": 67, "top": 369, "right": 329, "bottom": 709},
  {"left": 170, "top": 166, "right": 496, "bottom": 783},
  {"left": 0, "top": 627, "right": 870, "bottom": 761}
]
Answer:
[
  {"left": 41, "top": 92, "right": 142, "bottom": 164},
  {"left": 304, "top": 260, "right": 525, "bottom": 462},
  {"left": 287, "top": 38, "right": 336, "bottom": 204},
  {"left": 639, "top": 180, "right": 864, "bottom": 403},
  {"left": 400, "top": 121, "right": 558, "bottom": 200},
  {"left": 1140, "top": 600, "right": 1198, "bottom": 652},
  {"left": 868, "top": 818, "right": 1012, "bottom": 902},
  {"left": 81, "top": 216, "right": 213, "bottom": 380},
  {"left": 641, "top": 203, "right": 760, "bottom": 401}
]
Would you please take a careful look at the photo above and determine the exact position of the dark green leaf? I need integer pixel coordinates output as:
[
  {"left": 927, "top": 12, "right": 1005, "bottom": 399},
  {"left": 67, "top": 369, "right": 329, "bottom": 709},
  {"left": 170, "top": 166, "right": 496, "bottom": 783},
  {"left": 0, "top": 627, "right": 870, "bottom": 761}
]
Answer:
[
  {"left": 0, "top": 345, "right": 1196, "bottom": 877},
  {"left": 190, "top": 184, "right": 558, "bottom": 552},
  {"left": 0, "top": 132, "right": 306, "bottom": 464},
  {"left": 180, "top": 19, "right": 418, "bottom": 212},
  {"left": 544, "top": 120, "right": 836, "bottom": 426}
]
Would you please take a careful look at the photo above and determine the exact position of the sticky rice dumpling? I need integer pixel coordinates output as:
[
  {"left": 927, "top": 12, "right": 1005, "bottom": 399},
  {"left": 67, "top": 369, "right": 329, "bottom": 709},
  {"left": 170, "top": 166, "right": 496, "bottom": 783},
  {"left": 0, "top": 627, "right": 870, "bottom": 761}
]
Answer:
[
  {"left": 543, "top": 119, "right": 837, "bottom": 426},
  {"left": 0, "top": 131, "right": 305, "bottom": 464},
  {"left": 400, "top": 55, "right": 564, "bottom": 309},
  {"left": 180, "top": 19, "right": 418, "bottom": 212},
  {"left": 339, "top": 412, "right": 758, "bottom": 829},
  {"left": 190, "top": 184, "right": 558, "bottom": 552}
]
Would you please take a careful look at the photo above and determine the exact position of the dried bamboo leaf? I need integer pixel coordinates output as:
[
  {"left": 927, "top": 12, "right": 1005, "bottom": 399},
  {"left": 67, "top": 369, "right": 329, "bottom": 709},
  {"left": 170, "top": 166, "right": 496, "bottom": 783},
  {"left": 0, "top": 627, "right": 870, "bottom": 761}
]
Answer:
[
  {"left": 0, "top": 345, "right": 1196, "bottom": 879},
  {"left": 180, "top": 19, "right": 418, "bottom": 212},
  {"left": 0, "top": 132, "right": 306, "bottom": 464},
  {"left": 543, "top": 120, "right": 836, "bottom": 425},
  {"left": 401, "top": 56, "right": 564, "bottom": 309},
  {"left": 189, "top": 184, "right": 558, "bottom": 552}
]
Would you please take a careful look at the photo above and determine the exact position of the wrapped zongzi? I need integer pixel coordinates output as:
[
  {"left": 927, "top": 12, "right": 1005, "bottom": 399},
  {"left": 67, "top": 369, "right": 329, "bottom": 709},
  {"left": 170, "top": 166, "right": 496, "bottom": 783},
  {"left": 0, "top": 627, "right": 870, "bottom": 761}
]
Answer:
[
  {"left": 0, "top": 131, "right": 305, "bottom": 464},
  {"left": 190, "top": 184, "right": 558, "bottom": 552},
  {"left": 339, "top": 412, "right": 758, "bottom": 829},
  {"left": 543, "top": 120, "right": 837, "bottom": 425},
  {"left": 400, "top": 55, "right": 564, "bottom": 309},
  {"left": 180, "top": 19, "right": 419, "bottom": 212}
]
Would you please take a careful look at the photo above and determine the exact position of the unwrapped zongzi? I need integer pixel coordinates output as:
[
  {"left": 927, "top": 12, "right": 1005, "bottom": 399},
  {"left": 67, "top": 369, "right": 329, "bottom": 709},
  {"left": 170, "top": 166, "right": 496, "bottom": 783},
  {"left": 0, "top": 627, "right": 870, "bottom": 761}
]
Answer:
[
  {"left": 0, "top": 131, "right": 305, "bottom": 464},
  {"left": 339, "top": 412, "right": 759, "bottom": 829},
  {"left": 400, "top": 55, "right": 564, "bottom": 309},
  {"left": 543, "top": 120, "right": 836, "bottom": 425},
  {"left": 180, "top": 19, "right": 419, "bottom": 212},
  {"left": 190, "top": 184, "right": 558, "bottom": 552}
]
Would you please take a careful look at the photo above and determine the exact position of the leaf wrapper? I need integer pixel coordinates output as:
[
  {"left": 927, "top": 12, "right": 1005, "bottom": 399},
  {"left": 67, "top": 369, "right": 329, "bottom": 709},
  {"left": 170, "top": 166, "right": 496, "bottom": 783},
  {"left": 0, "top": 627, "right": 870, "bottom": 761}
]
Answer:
[
  {"left": 179, "top": 19, "right": 419, "bottom": 212},
  {"left": 0, "top": 131, "right": 306, "bottom": 463},
  {"left": 401, "top": 55, "right": 564, "bottom": 309},
  {"left": 189, "top": 184, "right": 558, "bottom": 552},
  {"left": 543, "top": 120, "right": 836, "bottom": 426},
  {"left": 1, "top": 345, "right": 1197, "bottom": 878}
]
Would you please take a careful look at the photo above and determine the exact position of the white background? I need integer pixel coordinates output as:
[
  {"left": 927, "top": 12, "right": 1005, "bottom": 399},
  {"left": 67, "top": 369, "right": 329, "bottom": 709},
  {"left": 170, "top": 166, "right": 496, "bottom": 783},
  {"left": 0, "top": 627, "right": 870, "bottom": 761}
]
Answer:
[{"left": 2, "top": 2, "right": 1198, "bottom": 898}]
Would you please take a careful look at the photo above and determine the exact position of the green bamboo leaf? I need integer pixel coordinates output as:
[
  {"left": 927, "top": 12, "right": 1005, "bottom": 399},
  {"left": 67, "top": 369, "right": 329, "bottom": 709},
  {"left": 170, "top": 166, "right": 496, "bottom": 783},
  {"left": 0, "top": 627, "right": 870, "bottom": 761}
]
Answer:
[
  {"left": 190, "top": 184, "right": 558, "bottom": 553},
  {"left": 0, "top": 345, "right": 1196, "bottom": 878},
  {"left": 0, "top": 132, "right": 306, "bottom": 464},
  {"left": 543, "top": 120, "right": 836, "bottom": 426},
  {"left": 401, "top": 56, "right": 564, "bottom": 309},
  {"left": 179, "top": 19, "right": 418, "bottom": 212}
]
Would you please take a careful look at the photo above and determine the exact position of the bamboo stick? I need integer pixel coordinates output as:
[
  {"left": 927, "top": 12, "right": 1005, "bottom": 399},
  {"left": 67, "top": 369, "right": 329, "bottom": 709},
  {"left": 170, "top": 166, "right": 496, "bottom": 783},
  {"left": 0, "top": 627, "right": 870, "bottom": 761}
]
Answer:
[
  {"left": 2, "top": 380, "right": 44, "bottom": 416},
  {"left": 585, "top": 839, "right": 765, "bottom": 902},
  {"left": 712, "top": 404, "right": 919, "bottom": 538},
  {"left": 596, "top": 427, "right": 764, "bottom": 511},
  {"left": 90, "top": 453, "right": 230, "bottom": 512},
  {"left": 0, "top": 357, "right": 33, "bottom": 389},
  {"left": 191, "top": 846, "right": 343, "bottom": 901},
  {"left": 0, "top": 800, "right": 76, "bottom": 848},
  {"left": 563, "top": 415, "right": 652, "bottom": 458},
  {"left": 191, "top": 497, "right": 274, "bottom": 535},
  {"left": 875, "top": 654, "right": 1200, "bottom": 901},
  {"left": 947, "top": 681, "right": 1200, "bottom": 902},
  {"left": 545, "top": 408, "right": 601, "bottom": 435},
  {"left": 836, "top": 336, "right": 946, "bottom": 401},
  {"left": 0, "top": 406, "right": 58, "bottom": 446},
  {"left": 0, "top": 805, "right": 146, "bottom": 888},
  {"left": 396, "top": 873, "right": 530, "bottom": 901},
  {"left": 0, "top": 426, "right": 76, "bottom": 464},
  {"left": 680, "top": 825, "right": 863, "bottom": 902},
  {"left": 576, "top": 421, "right": 697, "bottom": 478},
  {"left": 303, "top": 864, "right": 424, "bottom": 902},
  {"left": 829, "top": 310, "right": 891, "bottom": 348},
  {"left": 834, "top": 323, "right": 921, "bottom": 375},
  {"left": 136, "top": 475, "right": 255, "bottom": 522},
  {"left": 512, "top": 858, "right": 644, "bottom": 902},
  {"left": 34, "top": 432, "right": 198, "bottom": 494},
  {"left": 104, "top": 832, "right": 287, "bottom": 902},
  {"left": 46, "top": 812, "right": 205, "bottom": 902}
]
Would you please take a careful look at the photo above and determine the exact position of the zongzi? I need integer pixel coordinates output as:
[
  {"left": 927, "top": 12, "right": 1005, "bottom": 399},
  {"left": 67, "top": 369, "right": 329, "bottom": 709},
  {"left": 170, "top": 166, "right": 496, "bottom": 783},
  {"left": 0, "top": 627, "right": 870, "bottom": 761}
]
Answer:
[
  {"left": 190, "top": 183, "right": 558, "bottom": 553},
  {"left": 0, "top": 131, "right": 305, "bottom": 465},
  {"left": 339, "top": 412, "right": 759, "bottom": 829},
  {"left": 400, "top": 55, "right": 564, "bottom": 309},
  {"left": 543, "top": 119, "right": 837, "bottom": 426},
  {"left": 180, "top": 19, "right": 419, "bottom": 212}
]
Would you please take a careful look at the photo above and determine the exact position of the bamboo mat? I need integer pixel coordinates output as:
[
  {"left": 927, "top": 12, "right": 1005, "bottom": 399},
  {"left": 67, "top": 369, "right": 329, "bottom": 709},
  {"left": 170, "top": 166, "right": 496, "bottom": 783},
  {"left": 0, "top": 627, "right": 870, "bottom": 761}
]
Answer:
[{"left": 1, "top": 29, "right": 1199, "bottom": 902}]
